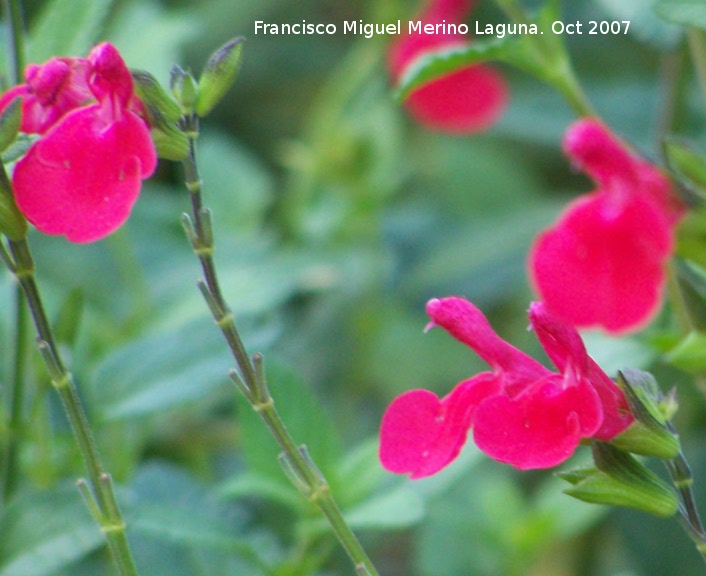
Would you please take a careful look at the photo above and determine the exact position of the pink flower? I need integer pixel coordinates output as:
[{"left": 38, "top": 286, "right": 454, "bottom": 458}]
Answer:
[
  {"left": 388, "top": 0, "right": 508, "bottom": 133},
  {"left": 529, "top": 119, "right": 684, "bottom": 334},
  {"left": 379, "top": 297, "right": 633, "bottom": 477},
  {"left": 2, "top": 43, "right": 156, "bottom": 243}
]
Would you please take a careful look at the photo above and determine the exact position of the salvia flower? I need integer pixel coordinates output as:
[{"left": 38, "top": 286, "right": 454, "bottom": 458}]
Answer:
[
  {"left": 0, "top": 43, "right": 157, "bottom": 243},
  {"left": 379, "top": 297, "right": 633, "bottom": 477},
  {"left": 529, "top": 118, "right": 684, "bottom": 334},
  {"left": 388, "top": 0, "right": 508, "bottom": 133}
]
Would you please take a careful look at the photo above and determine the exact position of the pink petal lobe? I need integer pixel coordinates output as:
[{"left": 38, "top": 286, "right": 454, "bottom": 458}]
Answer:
[
  {"left": 13, "top": 106, "right": 156, "bottom": 243},
  {"left": 22, "top": 57, "right": 91, "bottom": 133},
  {"left": 529, "top": 190, "right": 672, "bottom": 334},
  {"left": 87, "top": 43, "right": 134, "bottom": 108},
  {"left": 528, "top": 300, "right": 588, "bottom": 372},
  {"left": 474, "top": 374, "right": 600, "bottom": 469},
  {"left": 563, "top": 118, "right": 639, "bottom": 188},
  {"left": 380, "top": 373, "right": 502, "bottom": 478},
  {"left": 563, "top": 119, "right": 684, "bottom": 223},
  {"left": 404, "top": 64, "right": 508, "bottom": 133},
  {"left": 584, "top": 359, "right": 634, "bottom": 439},
  {"left": 528, "top": 301, "right": 633, "bottom": 439}
]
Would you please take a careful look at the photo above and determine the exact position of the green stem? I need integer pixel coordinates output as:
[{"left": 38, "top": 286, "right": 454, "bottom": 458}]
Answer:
[
  {"left": 2, "top": 236, "right": 139, "bottom": 576},
  {"left": 3, "top": 283, "right": 27, "bottom": 501},
  {"left": 3, "top": 0, "right": 25, "bottom": 84},
  {"left": 180, "top": 116, "right": 380, "bottom": 576},
  {"left": 1, "top": 0, "right": 28, "bottom": 503},
  {"left": 664, "top": 435, "right": 706, "bottom": 563}
]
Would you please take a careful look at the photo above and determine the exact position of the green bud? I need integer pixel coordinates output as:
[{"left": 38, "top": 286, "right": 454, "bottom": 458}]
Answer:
[
  {"left": 170, "top": 64, "right": 199, "bottom": 114},
  {"left": 611, "top": 371, "right": 680, "bottom": 459},
  {"left": 132, "top": 69, "right": 183, "bottom": 124},
  {"left": 559, "top": 442, "right": 678, "bottom": 517},
  {"left": 0, "top": 97, "right": 22, "bottom": 153},
  {"left": 195, "top": 37, "right": 244, "bottom": 117},
  {"left": 131, "top": 69, "right": 190, "bottom": 161},
  {"left": 150, "top": 122, "right": 190, "bottom": 161}
]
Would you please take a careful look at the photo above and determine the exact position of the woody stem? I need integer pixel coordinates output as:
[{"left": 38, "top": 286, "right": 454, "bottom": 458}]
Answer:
[{"left": 179, "top": 112, "right": 380, "bottom": 576}]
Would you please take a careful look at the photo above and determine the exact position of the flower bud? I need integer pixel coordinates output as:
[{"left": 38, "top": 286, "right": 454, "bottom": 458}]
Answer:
[
  {"left": 132, "top": 69, "right": 183, "bottom": 124},
  {"left": 150, "top": 122, "right": 190, "bottom": 161},
  {"left": 194, "top": 37, "right": 244, "bottom": 117},
  {"left": 0, "top": 97, "right": 22, "bottom": 153},
  {"left": 559, "top": 442, "right": 678, "bottom": 517},
  {"left": 170, "top": 64, "right": 199, "bottom": 114},
  {"left": 610, "top": 370, "right": 680, "bottom": 459},
  {"left": 132, "top": 69, "right": 190, "bottom": 161}
]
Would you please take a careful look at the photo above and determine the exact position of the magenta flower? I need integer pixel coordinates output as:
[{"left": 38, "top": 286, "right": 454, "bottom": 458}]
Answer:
[
  {"left": 529, "top": 119, "right": 684, "bottom": 334},
  {"left": 1, "top": 43, "right": 156, "bottom": 243},
  {"left": 388, "top": 0, "right": 508, "bottom": 133},
  {"left": 379, "top": 297, "right": 633, "bottom": 477}
]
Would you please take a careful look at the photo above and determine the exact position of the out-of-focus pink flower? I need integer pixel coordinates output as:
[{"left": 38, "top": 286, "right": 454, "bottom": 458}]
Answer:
[
  {"left": 388, "top": 0, "right": 508, "bottom": 133},
  {"left": 529, "top": 119, "right": 684, "bottom": 334},
  {"left": 1, "top": 43, "right": 156, "bottom": 243},
  {"left": 379, "top": 297, "right": 633, "bottom": 477}
]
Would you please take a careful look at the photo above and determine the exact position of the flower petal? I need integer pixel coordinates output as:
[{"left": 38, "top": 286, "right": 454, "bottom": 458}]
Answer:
[
  {"left": 530, "top": 190, "right": 672, "bottom": 333},
  {"left": 563, "top": 119, "right": 683, "bottom": 224},
  {"left": 379, "top": 373, "right": 502, "bottom": 478},
  {"left": 404, "top": 64, "right": 508, "bottom": 133},
  {"left": 13, "top": 105, "right": 156, "bottom": 242},
  {"left": 473, "top": 374, "right": 599, "bottom": 469},
  {"left": 529, "top": 301, "right": 633, "bottom": 439},
  {"left": 426, "top": 297, "right": 548, "bottom": 385}
]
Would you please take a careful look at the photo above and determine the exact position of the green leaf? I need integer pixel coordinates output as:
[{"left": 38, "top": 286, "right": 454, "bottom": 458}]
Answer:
[
  {"left": 395, "top": 0, "right": 569, "bottom": 102},
  {"left": 655, "top": 0, "right": 706, "bottom": 29},
  {"left": 218, "top": 472, "right": 301, "bottom": 511},
  {"left": 664, "top": 137, "right": 706, "bottom": 204},
  {"left": 0, "top": 97, "right": 22, "bottom": 153},
  {"left": 665, "top": 330, "right": 706, "bottom": 372},
  {"left": 333, "top": 438, "right": 387, "bottom": 508},
  {"left": 130, "top": 463, "right": 239, "bottom": 549},
  {"left": 28, "top": 0, "right": 114, "bottom": 62},
  {"left": 0, "top": 485, "right": 104, "bottom": 576},
  {"left": 673, "top": 258, "right": 706, "bottom": 330},
  {"left": 128, "top": 462, "right": 269, "bottom": 574},
  {"left": 561, "top": 442, "right": 678, "bottom": 518},
  {"left": 89, "top": 319, "right": 232, "bottom": 420},
  {"left": 395, "top": 38, "right": 517, "bottom": 102}
]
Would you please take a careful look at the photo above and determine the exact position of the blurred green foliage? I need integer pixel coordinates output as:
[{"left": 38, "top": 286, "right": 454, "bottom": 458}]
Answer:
[{"left": 2, "top": 0, "right": 706, "bottom": 575}]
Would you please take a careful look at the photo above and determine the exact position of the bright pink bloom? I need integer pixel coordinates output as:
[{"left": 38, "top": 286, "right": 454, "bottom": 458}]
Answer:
[
  {"left": 2, "top": 43, "right": 156, "bottom": 243},
  {"left": 529, "top": 119, "right": 684, "bottom": 334},
  {"left": 388, "top": 0, "right": 508, "bottom": 133},
  {"left": 379, "top": 297, "right": 633, "bottom": 477}
]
